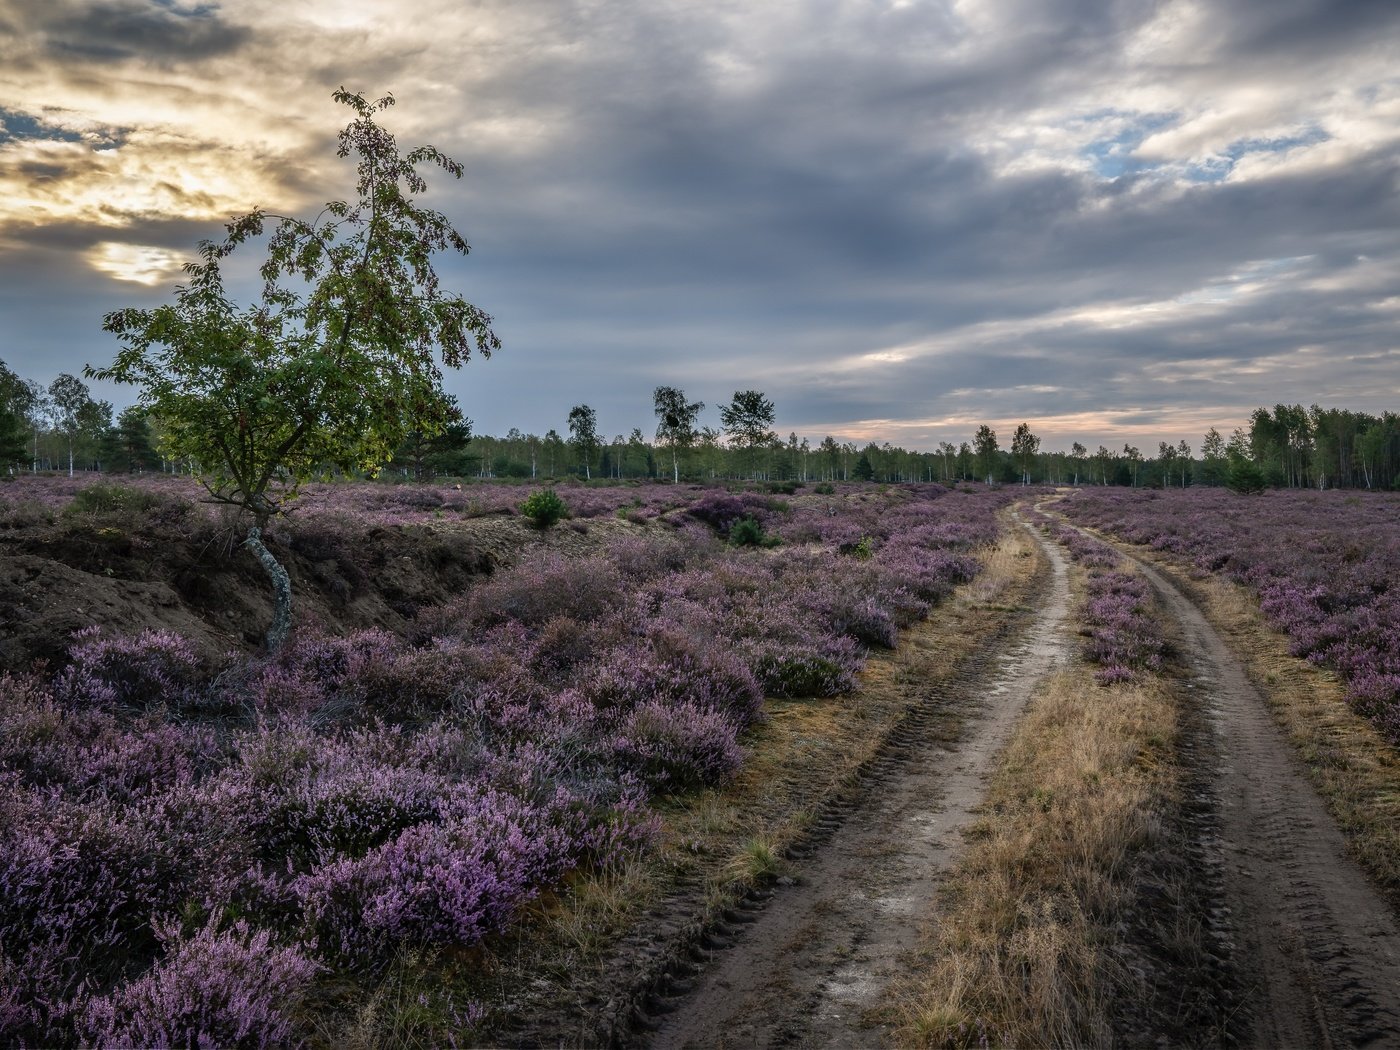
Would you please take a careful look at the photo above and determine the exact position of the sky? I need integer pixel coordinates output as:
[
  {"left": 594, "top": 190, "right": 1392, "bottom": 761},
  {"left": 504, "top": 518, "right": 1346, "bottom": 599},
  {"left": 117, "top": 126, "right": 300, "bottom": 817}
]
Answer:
[{"left": 1, "top": 0, "right": 1397, "bottom": 453}]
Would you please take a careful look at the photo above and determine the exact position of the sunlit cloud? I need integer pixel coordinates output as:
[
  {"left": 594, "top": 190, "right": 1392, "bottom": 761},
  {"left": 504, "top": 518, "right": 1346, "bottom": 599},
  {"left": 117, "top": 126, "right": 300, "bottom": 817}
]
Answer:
[{"left": 86, "top": 241, "right": 191, "bottom": 285}]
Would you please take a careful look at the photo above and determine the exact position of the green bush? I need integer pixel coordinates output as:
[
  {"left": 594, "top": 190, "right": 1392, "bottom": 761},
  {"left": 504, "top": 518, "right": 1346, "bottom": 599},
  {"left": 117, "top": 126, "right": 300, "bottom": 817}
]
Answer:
[
  {"left": 813, "top": 482, "right": 835, "bottom": 495},
  {"left": 1225, "top": 458, "right": 1266, "bottom": 495},
  {"left": 67, "top": 483, "right": 168, "bottom": 516},
  {"left": 520, "top": 488, "right": 568, "bottom": 529},
  {"left": 728, "top": 515, "right": 775, "bottom": 548}
]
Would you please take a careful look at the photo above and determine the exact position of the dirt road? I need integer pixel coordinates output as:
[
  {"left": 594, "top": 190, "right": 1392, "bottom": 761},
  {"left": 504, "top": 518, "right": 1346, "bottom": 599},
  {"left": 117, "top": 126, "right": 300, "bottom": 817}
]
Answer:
[
  {"left": 645, "top": 511, "right": 1400, "bottom": 1049},
  {"left": 1116, "top": 547, "right": 1400, "bottom": 1050},
  {"left": 646, "top": 517, "right": 1073, "bottom": 1049}
]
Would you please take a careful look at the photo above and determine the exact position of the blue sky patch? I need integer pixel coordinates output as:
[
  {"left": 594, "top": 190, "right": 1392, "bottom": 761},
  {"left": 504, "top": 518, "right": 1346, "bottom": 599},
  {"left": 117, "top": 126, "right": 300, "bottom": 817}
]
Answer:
[
  {"left": 0, "top": 109, "right": 84, "bottom": 146},
  {"left": 1080, "top": 111, "right": 1177, "bottom": 179},
  {"left": 1185, "top": 126, "right": 1330, "bottom": 182}
]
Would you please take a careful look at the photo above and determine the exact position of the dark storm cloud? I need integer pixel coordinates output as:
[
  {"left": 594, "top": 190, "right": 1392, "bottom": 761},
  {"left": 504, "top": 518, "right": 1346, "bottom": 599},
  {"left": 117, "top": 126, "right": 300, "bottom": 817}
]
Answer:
[
  {"left": 1214, "top": 0, "right": 1400, "bottom": 55},
  {"left": 38, "top": 1, "right": 250, "bottom": 63}
]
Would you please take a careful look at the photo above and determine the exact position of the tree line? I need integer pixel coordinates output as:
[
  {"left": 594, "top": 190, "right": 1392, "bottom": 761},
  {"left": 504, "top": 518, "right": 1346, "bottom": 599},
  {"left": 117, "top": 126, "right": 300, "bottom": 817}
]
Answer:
[{"left": 7, "top": 360, "right": 1392, "bottom": 494}]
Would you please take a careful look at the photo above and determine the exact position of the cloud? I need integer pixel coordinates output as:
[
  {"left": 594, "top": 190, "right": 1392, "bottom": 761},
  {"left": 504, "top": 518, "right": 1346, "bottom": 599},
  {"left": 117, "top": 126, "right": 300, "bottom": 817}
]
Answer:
[
  {"left": 0, "top": 0, "right": 1397, "bottom": 449},
  {"left": 40, "top": 0, "right": 252, "bottom": 63},
  {"left": 86, "top": 241, "right": 190, "bottom": 284}
]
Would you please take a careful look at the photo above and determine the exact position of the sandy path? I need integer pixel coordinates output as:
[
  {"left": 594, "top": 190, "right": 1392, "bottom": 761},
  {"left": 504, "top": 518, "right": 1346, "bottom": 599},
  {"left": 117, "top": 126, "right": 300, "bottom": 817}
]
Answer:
[
  {"left": 1104, "top": 539, "right": 1400, "bottom": 1049},
  {"left": 646, "top": 516, "right": 1072, "bottom": 1050}
]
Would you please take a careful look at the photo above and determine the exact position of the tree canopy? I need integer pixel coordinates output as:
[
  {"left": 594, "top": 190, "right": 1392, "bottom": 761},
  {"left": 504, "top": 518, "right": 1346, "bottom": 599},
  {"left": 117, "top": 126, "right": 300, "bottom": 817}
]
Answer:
[
  {"left": 0, "top": 360, "right": 29, "bottom": 471},
  {"left": 568, "top": 404, "right": 599, "bottom": 479},
  {"left": 90, "top": 88, "right": 498, "bottom": 649},
  {"left": 720, "top": 390, "right": 776, "bottom": 478},
  {"left": 653, "top": 385, "right": 705, "bottom": 483},
  {"left": 93, "top": 89, "right": 498, "bottom": 524}
]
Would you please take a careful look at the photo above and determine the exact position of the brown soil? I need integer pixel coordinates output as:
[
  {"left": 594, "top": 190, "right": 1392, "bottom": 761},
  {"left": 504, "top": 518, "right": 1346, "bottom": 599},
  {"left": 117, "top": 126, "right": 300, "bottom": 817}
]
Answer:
[
  {"left": 1077, "top": 525, "right": 1400, "bottom": 1049},
  {"left": 638, "top": 516, "right": 1073, "bottom": 1049},
  {"left": 0, "top": 509, "right": 643, "bottom": 672}
]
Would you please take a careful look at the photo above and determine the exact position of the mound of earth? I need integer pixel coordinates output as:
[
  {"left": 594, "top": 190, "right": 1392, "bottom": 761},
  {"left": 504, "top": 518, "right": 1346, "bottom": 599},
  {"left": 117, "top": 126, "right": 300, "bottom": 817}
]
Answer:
[{"left": 0, "top": 506, "right": 648, "bottom": 674}]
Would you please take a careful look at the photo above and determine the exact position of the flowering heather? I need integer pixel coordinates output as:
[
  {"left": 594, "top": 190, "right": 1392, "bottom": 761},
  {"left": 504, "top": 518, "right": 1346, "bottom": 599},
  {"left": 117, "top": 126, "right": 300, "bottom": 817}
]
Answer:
[
  {"left": 0, "top": 481, "right": 1007, "bottom": 1043},
  {"left": 1061, "top": 488, "right": 1400, "bottom": 741},
  {"left": 1080, "top": 570, "right": 1166, "bottom": 684},
  {"left": 1039, "top": 517, "right": 1166, "bottom": 684},
  {"left": 1051, "top": 525, "right": 1119, "bottom": 569},
  {"left": 54, "top": 626, "right": 205, "bottom": 711},
  {"left": 79, "top": 921, "right": 320, "bottom": 1050}
]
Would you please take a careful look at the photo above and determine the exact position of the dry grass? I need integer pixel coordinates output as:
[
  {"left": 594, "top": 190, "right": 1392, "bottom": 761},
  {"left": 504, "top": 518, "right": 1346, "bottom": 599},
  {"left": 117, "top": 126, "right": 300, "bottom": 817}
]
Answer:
[
  {"left": 1123, "top": 548, "right": 1400, "bottom": 905},
  {"left": 891, "top": 615, "right": 1178, "bottom": 1047}
]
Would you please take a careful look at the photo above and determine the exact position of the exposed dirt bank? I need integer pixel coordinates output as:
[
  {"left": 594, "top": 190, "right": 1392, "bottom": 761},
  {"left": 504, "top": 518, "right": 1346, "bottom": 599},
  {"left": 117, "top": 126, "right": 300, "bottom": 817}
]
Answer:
[{"left": 0, "top": 508, "right": 647, "bottom": 672}]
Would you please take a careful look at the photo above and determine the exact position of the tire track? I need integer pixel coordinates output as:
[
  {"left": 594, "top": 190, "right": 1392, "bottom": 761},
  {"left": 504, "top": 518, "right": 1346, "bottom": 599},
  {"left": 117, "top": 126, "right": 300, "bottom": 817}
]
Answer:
[
  {"left": 645, "top": 515, "right": 1072, "bottom": 1050},
  {"left": 1102, "top": 539, "right": 1400, "bottom": 1049}
]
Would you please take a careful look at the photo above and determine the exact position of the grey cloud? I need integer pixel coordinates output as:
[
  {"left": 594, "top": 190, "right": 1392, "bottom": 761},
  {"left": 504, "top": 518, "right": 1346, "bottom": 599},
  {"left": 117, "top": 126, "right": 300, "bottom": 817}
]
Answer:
[
  {"left": 3, "top": 0, "right": 1398, "bottom": 449},
  {"left": 38, "top": 0, "right": 250, "bottom": 63}
]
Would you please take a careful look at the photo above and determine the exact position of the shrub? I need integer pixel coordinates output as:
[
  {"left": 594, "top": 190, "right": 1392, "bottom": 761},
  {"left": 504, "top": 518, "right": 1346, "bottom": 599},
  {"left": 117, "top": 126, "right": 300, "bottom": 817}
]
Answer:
[
  {"left": 520, "top": 488, "right": 568, "bottom": 529},
  {"left": 729, "top": 515, "right": 772, "bottom": 548},
  {"left": 79, "top": 920, "right": 320, "bottom": 1050},
  {"left": 686, "top": 491, "right": 750, "bottom": 535},
  {"left": 0, "top": 793, "right": 190, "bottom": 992},
  {"left": 296, "top": 788, "right": 579, "bottom": 965},
  {"left": 578, "top": 635, "right": 765, "bottom": 728},
  {"left": 457, "top": 553, "right": 624, "bottom": 630},
  {"left": 612, "top": 699, "right": 744, "bottom": 790},
  {"left": 1225, "top": 458, "right": 1267, "bottom": 495},
  {"left": 65, "top": 483, "right": 183, "bottom": 518},
  {"left": 738, "top": 635, "right": 862, "bottom": 697},
  {"left": 54, "top": 627, "right": 205, "bottom": 711},
  {"left": 813, "top": 482, "right": 835, "bottom": 494},
  {"left": 1080, "top": 571, "right": 1165, "bottom": 680}
]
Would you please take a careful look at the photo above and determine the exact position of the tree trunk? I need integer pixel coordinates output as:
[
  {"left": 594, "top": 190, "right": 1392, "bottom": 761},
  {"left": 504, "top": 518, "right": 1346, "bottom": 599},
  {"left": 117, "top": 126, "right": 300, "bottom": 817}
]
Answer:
[{"left": 244, "top": 525, "right": 292, "bottom": 652}]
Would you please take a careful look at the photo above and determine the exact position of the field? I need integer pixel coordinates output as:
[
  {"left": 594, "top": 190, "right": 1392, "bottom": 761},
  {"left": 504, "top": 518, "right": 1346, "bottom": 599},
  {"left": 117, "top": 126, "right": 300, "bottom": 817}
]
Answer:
[
  {"left": 0, "top": 476, "right": 1005, "bottom": 1046},
  {"left": 5, "top": 477, "right": 1400, "bottom": 1048},
  {"left": 1058, "top": 487, "right": 1400, "bottom": 744}
]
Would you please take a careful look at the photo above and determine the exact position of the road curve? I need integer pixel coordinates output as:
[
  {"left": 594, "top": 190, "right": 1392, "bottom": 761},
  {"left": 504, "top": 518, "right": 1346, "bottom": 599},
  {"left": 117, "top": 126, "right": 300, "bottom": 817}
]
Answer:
[{"left": 1106, "top": 536, "right": 1400, "bottom": 1049}]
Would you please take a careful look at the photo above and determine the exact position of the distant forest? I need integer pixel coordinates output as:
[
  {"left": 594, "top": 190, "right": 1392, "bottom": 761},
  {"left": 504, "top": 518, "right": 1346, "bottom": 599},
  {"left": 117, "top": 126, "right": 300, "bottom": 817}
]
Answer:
[{"left": 3, "top": 360, "right": 1397, "bottom": 491}]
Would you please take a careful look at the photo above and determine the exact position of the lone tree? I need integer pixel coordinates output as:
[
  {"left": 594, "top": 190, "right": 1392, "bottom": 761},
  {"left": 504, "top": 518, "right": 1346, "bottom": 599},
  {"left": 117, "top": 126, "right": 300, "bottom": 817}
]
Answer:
[
  {"left": 0, "top": 360, "right": 30, "bottom": 472},
  {"left": 973, "top": 424, "right": 998, "bottom": 484},
  {"left": 394, "top": 392, "right": 473, "bottom": 480},
  {"left": 720, "top": 389, "right": 776, "bottom": 479},
  {"left": 1069, "top": 441, "right": 1087, "bottom": 486},
  {"left": 567, "top": 404, "right": 599, "bottom": 479},
  {"left": 653, "top": 385, "right": 705, "bottom": 483},
  {"left": 1010, "top": 422, "right": 1040, "bottom": 485},
  {"left": 91, "top": 89, "right": 499, "bottom": 651}
]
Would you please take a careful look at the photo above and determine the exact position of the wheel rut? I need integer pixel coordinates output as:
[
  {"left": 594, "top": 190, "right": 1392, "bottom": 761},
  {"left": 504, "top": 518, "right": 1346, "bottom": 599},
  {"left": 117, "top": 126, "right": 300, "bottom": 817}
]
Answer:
[
  {"left": 1101, "top": 536, "right": 1400, "bottom": 1049},
  {"left": 645, "top": 516, "right": 1073, "bottom": 1050}
]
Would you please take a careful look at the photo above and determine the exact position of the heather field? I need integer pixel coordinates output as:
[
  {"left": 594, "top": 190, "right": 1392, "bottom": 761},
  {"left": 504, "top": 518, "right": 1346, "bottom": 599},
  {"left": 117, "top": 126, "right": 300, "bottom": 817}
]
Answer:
[
  {"left": 0, "top": 478, "right": 1007, "bottom": 1047},
  {"left": 1059, "top": 488, "right": 1400, "bottom": 744}
]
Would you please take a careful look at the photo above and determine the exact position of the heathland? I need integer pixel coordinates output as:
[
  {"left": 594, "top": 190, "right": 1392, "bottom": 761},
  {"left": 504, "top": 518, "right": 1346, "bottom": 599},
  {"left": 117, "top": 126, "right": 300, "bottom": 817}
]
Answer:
[{"left": 2, "top": 475, "right": 1399, "bottom": 1048}]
